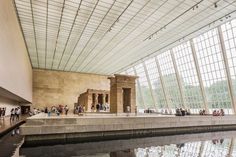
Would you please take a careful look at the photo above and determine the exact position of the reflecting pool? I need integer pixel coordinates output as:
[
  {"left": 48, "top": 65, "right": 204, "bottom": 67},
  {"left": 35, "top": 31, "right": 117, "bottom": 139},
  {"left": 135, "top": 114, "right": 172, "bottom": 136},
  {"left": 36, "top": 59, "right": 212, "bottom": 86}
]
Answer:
[{"left": 18, "top": 131, "right": 236, "bottom": 157}]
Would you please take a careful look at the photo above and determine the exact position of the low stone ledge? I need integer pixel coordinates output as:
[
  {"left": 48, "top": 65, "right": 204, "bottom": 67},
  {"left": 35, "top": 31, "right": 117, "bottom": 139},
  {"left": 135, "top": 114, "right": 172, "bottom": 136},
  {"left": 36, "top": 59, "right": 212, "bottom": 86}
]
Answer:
[{"left": 23, "top": 124, "right": 236, "bottom": 146}]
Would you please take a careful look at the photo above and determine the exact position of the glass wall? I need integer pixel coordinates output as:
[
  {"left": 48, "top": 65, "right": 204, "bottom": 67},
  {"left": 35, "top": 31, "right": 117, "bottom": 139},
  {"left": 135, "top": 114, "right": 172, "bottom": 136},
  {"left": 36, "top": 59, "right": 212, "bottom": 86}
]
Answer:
[
  {"left": 221, "top": 19, "right": 236, "bottom": 114},
  {"left": 145, "top": 58, "right": 167, "bottom": 111},
  {"left": 157, "top": 51, "right": 182, "bottom": 112},
  {"left": 172, "top": 41, "right": 203, "bottom": 113},
  {"left": 193, "top": 28, "right": 231, "bottom": 114},
  {"left": 126, "top": 67, "right": 145, "bottom": 110},
  {"left": 121, "top": 18, "right": 236, "bottom": 114},
  {"left": 135, "top": 64, "right": 154, "bottom": 109}
]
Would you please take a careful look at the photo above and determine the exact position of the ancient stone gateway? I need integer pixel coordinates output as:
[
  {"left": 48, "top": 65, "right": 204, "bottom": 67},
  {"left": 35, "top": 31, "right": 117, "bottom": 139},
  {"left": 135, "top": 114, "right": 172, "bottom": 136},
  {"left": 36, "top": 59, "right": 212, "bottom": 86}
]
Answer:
[{"left": 108, "top": 74, "right": 138, "bottom": 114}]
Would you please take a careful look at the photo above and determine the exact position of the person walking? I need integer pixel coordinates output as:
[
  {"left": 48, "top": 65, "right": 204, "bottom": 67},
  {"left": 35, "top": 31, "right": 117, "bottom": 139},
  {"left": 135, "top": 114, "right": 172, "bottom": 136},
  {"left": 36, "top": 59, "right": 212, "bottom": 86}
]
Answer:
[
  {"left": 16, "top": 107, "right": 21, "bottom": 121},
  {"left": 10, "top": 108, "right": 15, "bottom": 122}
]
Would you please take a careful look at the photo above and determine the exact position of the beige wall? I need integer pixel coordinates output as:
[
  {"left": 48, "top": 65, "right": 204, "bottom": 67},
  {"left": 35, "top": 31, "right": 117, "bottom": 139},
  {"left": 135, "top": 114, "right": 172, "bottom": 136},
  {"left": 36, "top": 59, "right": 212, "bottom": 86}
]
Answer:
[
  {"left": 33, "top": 69, "right": 110, "bottom": 110},
  {"left": 0, "top": 0, "right": 32, "bottom": 102}
]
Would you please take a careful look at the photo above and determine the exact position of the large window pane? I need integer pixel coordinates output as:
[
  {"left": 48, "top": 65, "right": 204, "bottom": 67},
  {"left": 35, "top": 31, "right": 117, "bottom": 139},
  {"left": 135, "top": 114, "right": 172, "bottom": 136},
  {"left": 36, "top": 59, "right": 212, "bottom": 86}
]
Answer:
[
  {"left": 173, "top": 41, "right": 203, "bottom": 113},
  {"left": 221, "top": 19, "right": 236, "bottom": 114},
  {"left": 193, "top": 28, "right": 232, "bottom": 114},
  {"left": 135, "top": 63, "right": 154, "bottom": 109},
  {"left": 145, "top": 58, "right": 167, "bottom": 111},
  {"left": 157, "top": 50, "right": 182, "bottom": 111}
]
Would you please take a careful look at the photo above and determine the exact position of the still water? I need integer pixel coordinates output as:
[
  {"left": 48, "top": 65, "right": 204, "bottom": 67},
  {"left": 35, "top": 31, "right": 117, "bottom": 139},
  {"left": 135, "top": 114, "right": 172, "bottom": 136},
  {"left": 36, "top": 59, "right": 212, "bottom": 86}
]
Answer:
[{"left": 10, "top": 131, "right": 236, "bottom": 157}]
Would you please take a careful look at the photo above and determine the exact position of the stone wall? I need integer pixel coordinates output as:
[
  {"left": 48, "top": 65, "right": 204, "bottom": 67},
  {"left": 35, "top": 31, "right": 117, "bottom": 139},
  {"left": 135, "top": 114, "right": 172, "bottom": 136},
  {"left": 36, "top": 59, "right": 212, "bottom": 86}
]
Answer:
[
  {"left": 0, "top": 0, "right": 32, "bottom": 102},
  {"left": 33, "top": 69, "right": 110, "bottom": 110}
]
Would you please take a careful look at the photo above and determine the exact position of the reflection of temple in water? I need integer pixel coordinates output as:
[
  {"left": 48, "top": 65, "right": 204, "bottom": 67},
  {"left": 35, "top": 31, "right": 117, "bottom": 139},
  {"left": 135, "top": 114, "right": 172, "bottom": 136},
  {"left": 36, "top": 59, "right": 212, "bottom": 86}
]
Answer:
[
  {"left": 110, "top": 149, "right": 135, "bottom": 157},
  {"left": 134, "top": 138, "right": 233, "bottom": 157}
]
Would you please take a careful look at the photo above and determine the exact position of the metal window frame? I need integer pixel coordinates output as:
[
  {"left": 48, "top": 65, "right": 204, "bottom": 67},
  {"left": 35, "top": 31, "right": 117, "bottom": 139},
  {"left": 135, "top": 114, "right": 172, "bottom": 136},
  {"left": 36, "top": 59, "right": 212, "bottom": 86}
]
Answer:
[
  {"left": 133, "top": 67, "right": 145, "bottom": 109},
  {"left": 190, "top": 39, "right": 209, "bottom": 113},
  {"left": 218, "top": 26, "right": 236, "bottom": 114},
  {"left": 143, "top": 62, "right": 158, "bottom": 111},
  {"left": 170, "top": 49, "right": 186, "bottom": 109},
  {"left": 155, "top": 57, "right": 170, "bottom": 112}
]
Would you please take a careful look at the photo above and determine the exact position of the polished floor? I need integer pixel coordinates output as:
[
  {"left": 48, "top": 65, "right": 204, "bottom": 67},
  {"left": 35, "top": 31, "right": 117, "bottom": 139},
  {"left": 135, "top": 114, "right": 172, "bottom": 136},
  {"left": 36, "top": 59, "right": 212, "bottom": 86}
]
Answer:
[{"left": 0, "top": 115, "right": 27, "bottom": 137}]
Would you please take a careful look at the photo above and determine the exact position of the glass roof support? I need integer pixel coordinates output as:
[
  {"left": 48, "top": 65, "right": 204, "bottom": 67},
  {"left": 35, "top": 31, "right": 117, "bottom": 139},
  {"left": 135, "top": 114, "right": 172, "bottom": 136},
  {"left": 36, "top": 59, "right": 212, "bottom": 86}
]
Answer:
[
  {"left": 51, "top": 0, "right": 66, "bottom": 69},
  {"left": 228, "top": 139, "right": 234, "bottom": 156},
  {"left": 155, "top": 57, "right": 170, "bottom": 112},
  {"left": 143, "top": 62, "right": 158, "bottom": 111},
  {"left": 190, "top": 39, "right": 209, "bottom": 113},
  {"left": 170, "top": 50, "right": 186, "bottom": 109},
  {"left": 218, "top": 26, "right": 236, "bottom": 114},
  {"left": 133, "top": 67, "right": 145, "bottom": 109},
  {"left": 198, "top": 141, "right": 204, "bottom": 157},
  {"left": 13, "top": 0, "right": 33, "bottom": 68},
  {"left": 30, "top": 0, "right": 39, "bottom": 67}
]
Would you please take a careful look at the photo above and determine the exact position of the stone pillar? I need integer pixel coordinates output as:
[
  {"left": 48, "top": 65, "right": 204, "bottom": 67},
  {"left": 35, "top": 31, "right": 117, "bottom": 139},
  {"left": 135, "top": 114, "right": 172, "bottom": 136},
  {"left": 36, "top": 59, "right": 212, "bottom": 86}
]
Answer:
[
  {"left": 95, "top": 93, "right": 98, "bottom": 105},
  {"left": 87, "top": 93, "right": 92, "bottom": 112},
  {"left": 102, "top": 93, "right": 106, "bottom": 104},
  {"left": 108, "top": 74, "right": 138, "bottom": 113}
]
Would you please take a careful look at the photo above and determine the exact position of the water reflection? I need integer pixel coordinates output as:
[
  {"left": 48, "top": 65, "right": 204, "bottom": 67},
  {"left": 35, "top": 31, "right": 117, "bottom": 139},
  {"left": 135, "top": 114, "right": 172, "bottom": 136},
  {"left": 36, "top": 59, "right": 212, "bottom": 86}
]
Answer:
[
  {"left": 134, "top": 139, "right": 231, "bottom": 157},
  {"left": 19, "top": 131, "right": 236, "bottom": 157}
]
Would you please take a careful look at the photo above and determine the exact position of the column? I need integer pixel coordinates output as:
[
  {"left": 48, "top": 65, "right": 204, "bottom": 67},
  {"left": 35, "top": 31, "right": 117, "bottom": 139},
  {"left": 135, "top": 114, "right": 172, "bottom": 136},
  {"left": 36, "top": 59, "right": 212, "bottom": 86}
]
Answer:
[
  {"left": 218, "top": 26, "right": 236, "bottom": 114},
  {"left": 143, "top": 62, "right": 158, "bottom": 111},
  {"left": 95, "top": 93, "right": 98, "bottom": 105},
  {"left": 133, "top": 67, "right": 145, "bottom": 109},
  {"left": 170, "top": 50, "right": 186, "bottom": 109},
  {"left": 190, "top": 39, "right": 209, "bottom": 113},
  {"left": 155, "top": 57, "right": 170, "bottom": 112},
  {"left": 102, "top": 93, "right": 106, "bottom": 104}
]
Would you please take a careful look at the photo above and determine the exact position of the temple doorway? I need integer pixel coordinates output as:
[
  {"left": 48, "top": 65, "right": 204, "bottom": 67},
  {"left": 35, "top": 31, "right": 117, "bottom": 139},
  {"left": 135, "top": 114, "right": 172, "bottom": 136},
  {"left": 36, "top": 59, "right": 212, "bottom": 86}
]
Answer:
[
  {"left": 98, "top": 94, "right": 103, "bottom": 104},
  {"left": 122, "top": 88, "right": 131, "bottom": 112}
]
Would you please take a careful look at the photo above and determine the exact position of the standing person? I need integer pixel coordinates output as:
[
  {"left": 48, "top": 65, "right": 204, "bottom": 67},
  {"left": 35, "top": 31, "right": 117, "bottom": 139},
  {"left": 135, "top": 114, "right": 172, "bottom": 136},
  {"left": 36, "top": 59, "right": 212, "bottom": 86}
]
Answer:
[
  {"left": 3, "top": 107, "right": 6, "bottom": 118},
  {"left": 126, "top": 105, "right": 131, "bottom": 117},
  {"left": 44, "top": 107, "right": 48, "bottom": 113},
  {"left": 15, "top": 108, "right": 18, "bottom": 121},
  {"left": 16, "top": 107, "right": 21, "bottom": 121},
  {"left": 96, "top": 103, "right": 99, "bottom": 112},
  {"left": 10, "top": 108, "right": 15, "bottom": 122},
  {"left": 91, "top": 104, "right": 95, "bottom": 112},
  {"left": 65, "top": 105, "right": 69, "bottom": 115}
]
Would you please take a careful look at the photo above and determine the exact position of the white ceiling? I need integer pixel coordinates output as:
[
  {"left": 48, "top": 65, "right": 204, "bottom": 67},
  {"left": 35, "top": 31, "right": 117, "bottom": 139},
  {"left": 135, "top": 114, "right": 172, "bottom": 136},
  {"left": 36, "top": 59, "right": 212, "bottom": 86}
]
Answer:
[{"left": 14, "top": 0, "right": 236, "bottom": 75}]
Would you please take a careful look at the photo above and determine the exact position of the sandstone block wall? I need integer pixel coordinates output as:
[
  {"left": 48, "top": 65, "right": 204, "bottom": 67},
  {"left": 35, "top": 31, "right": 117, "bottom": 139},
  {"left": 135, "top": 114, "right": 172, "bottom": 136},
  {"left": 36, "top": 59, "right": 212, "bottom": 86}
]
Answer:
[{"left": 33, "top": 69, "right": 110, "bottom": 110}]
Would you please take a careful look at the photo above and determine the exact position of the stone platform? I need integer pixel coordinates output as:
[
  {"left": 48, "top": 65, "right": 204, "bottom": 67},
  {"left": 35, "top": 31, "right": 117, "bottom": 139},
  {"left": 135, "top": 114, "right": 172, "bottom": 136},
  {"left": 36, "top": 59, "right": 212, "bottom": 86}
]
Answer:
[{"left": 20, "top": 113, "right": 236, "bottom": 145}]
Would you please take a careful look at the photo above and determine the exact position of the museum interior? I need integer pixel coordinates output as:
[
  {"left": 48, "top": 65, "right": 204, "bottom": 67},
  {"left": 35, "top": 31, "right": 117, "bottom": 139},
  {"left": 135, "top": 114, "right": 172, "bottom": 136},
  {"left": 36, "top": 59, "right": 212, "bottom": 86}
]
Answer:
[{"left": 1, "top": 0, "right": 236, "bottom": 156}]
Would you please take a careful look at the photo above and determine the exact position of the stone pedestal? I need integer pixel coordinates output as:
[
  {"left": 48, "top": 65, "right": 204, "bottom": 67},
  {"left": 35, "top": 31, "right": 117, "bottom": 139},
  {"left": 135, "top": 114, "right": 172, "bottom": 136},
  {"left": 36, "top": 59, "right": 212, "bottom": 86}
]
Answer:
[{"left": 108, "top": 74, "right": 138, "bottom": 113}]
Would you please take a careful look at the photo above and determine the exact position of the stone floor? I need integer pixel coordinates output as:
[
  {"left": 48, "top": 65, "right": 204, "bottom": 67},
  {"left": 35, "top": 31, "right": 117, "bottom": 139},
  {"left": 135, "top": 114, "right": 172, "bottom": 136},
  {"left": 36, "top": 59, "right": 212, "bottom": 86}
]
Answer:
[
  {"left": 30, "top": 112, "right": 175, "bottom": 119},
  {"left": 0, "top": 115, "right": 27, "bottom": 137}
]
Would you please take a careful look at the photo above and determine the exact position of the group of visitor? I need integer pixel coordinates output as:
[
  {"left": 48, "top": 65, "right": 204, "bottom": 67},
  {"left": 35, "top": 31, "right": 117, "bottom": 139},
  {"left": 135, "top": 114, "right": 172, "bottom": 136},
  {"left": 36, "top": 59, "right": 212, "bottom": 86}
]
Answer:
[
  {"left": 28, "top": 108, "right": 40, "bottom": 116},
  {"left": 160, "top": 109, "right": 172, "bottom": 115},
  {"left": 45, "top": 105, "right": 70, "bottom": 116},
  {"left": 175, "top": 108, "right": 191, "bottom": 116},
  {"left": 213, "top": 109, "right": 225, "bottom": 116},
  {"left": 199, "top": 109, "right": 206, "bottom": 115},
  {"left": 10, "top": 107, "right": 21, "bottom": 122},
  {"left": 0, "top": 107, "right": 6, "bottom": 119},
  {"left": 91, "top": 103, "right": 110, "bottom": 112},
  {"left": 74, "top": 104, "right": 84, "bottom": 115},
  {"left": 212, "top": 139, "right": 224, "bottom": 145},
  {"left": 144, "top": 108, "right": 155, "bottom": 113},
  {"left": 199, "top": 109, "right": 225, "bottom": 116}
]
